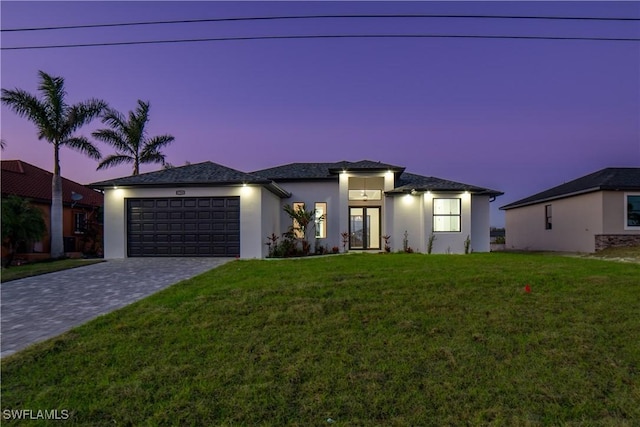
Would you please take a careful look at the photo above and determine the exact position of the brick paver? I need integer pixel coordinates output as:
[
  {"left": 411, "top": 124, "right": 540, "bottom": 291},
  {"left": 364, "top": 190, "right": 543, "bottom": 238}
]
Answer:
[{"left": 1, "top": 257, "right": 232, "bottom": 358}]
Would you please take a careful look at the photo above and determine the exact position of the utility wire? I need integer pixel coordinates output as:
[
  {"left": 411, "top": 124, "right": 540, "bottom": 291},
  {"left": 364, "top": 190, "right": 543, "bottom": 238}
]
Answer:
[
  {"left": 2, "top": 13, "right": 640, "bottom": 32},
  {"left": 3, "top": 33, "right": 639, "bottom": 51}
]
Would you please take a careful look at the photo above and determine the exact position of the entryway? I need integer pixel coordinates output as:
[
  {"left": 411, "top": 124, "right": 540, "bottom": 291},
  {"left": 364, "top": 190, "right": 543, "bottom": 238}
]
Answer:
[{"left": 349, "top": 207, "right": 381, "bottom": 250}]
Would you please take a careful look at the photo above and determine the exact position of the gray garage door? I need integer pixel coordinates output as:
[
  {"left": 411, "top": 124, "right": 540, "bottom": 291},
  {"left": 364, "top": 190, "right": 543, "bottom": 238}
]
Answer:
[{"left": 127, "top": 197, "right": 240, "bottom": 257}]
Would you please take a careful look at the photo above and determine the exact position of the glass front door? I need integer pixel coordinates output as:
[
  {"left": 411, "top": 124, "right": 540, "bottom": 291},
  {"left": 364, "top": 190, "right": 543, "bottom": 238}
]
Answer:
[{"left": 349, "top": 207, "right": 380, "bottom": 250}]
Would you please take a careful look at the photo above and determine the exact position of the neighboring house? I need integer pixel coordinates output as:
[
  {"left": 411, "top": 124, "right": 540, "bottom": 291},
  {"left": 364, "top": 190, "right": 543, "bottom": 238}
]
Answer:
[
  {"left": 90, "top": 160, "right": 502, "bottom": 259},
  {"left": 500, "top": 167, "right": 640, "bottom": 253},
  {"left": 1, "top": 160, "right": 104, "bottom": 259}
]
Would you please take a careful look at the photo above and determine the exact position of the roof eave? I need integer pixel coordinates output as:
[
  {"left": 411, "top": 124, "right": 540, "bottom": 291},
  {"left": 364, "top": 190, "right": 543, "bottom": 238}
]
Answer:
[{"left": 500, "top": 186, "right": 602, "bottom": 210}]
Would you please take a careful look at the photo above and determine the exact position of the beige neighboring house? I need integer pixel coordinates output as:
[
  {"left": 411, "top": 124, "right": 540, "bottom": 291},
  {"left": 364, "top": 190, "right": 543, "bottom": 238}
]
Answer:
[{"left": 500, "top": 168, "right": 640, "bottom": 253}]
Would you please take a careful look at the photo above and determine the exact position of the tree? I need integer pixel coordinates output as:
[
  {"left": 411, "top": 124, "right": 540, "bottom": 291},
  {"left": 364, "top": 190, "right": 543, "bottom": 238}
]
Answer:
[
  {"left": 1, "top": 196, "right": 47, "bottom": 267},
  {"left": 1, "top": 71, "right": 107, "bottom": 258},
  {"left": 93, "top": 100, "right": 175, "bottom": 175},
  {"left": 283, "top": 204, "right": 318, "bottom": 255}
]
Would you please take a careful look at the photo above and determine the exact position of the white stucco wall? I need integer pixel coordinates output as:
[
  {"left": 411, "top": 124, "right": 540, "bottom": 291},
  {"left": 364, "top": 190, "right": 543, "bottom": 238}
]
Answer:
[
  {"left": 391, "top": 191, "right": 480, "bottom": 254},
  {"left": 391, "top": 193, "right": 424, "bottom": 252},
  {"left": 275, "top": 181, "right": 341, "bottom": 250},
  {"left": 102, "top": 185, "right": 269, "bottom": 259},
  {"left": 504, "top": 191, "right": 605, "bottom": 253},
  {"left": 470, "top": 195, "right": 491, "bottom": 252}
]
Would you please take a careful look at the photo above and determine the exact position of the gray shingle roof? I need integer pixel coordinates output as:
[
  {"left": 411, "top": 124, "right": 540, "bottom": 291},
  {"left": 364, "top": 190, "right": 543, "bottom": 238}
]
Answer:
[
  {"left": 252, "top": 163, "right": 338, "bottom": 180},
  {"left": 90, "top": 160, "right": 503, "bottom": 198},
  {"left": 252, "top": 160, "right": 405, "bottom": 181},
  {"left": 500, "top": 167, "right": 640, "bottom": 210},
  {"left": 89, "top": 161, "right": 291, "bottom": 197},
  {"left": 254, "top": 161, "right": 501, "bottom": 196},
  {"left": 387, "top": 172, "right": 504, "bottom": 196}
]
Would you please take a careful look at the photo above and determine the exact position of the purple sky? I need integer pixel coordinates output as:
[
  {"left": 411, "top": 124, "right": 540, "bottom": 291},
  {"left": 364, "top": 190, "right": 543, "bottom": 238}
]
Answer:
[{"left": 2, "top": 1, "right": 639, "bottom": 227}]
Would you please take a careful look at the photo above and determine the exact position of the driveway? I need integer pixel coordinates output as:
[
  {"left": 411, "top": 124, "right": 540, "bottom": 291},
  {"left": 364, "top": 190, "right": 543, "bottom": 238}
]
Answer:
[{"left": 1, "top": 257, "right": 233, "bottom": 358}]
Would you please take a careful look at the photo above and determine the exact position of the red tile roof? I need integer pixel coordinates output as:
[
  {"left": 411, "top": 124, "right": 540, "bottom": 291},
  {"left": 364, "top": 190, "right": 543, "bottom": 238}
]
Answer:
[{"left": 1, "top": 160, "right": 103, "bottom": 207}]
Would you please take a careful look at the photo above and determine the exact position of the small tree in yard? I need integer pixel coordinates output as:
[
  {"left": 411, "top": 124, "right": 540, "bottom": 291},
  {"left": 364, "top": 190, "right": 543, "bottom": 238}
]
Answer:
[
  {"left": 1, "top": 196, "right": 47, "bottom": 267},
  {"left": 283, "top": 204, "right": 317, "bottom": 255}
]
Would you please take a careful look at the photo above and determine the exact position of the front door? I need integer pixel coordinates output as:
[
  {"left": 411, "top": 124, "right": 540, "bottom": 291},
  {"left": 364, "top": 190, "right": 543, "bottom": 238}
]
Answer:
[{"left": 349, "top": 207, "right": 381, "bottom": 250}]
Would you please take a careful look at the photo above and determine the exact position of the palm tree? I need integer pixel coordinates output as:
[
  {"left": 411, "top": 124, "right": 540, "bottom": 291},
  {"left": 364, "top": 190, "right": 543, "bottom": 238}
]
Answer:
[
  {"left": 94, "top": 100, "right": 175, "bottom": 175},
  {"left": 1, "top": 71, "right": 106, "bottom": 258}
]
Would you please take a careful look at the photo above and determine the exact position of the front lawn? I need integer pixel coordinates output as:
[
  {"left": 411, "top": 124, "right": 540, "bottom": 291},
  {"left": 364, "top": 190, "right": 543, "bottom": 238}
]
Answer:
[
  {"left": 0, "top": 258, "right": 104, "bottom": 283},
  {"left": 2, "top": 253, "right": 638, "bottom": 425}
]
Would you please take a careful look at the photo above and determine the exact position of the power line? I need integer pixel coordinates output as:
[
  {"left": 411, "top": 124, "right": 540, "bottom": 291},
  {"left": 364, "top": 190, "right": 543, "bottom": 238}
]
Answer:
[
  {"left": 3, "top": 33, "right": 639, "bottom": 51},
  {"left": 2, "top": 13, "right": 640, "bottom": 33}
]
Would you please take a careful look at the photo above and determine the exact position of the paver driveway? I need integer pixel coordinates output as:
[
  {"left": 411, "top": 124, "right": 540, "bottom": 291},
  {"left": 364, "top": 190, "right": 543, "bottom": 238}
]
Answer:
[{"left": 1, "top": 257, "right": 233, "bottom": 358}]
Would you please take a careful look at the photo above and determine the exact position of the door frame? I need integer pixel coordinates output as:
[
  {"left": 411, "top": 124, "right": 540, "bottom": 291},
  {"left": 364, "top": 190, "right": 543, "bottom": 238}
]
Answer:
[{"left": 348, "top": 206, "right": 381, "bottom": 250}]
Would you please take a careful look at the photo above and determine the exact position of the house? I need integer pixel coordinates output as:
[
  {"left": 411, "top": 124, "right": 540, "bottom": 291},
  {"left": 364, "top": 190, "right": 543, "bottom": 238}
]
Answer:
[
  {"left": 500, "top": 167, "right": 640, "bottom": 253},
  {"left": 89, "top": 160, "right": 503, "bottom": 259},
  {"left": 1, "top": 160, "right": 104, "bottom": 259}
]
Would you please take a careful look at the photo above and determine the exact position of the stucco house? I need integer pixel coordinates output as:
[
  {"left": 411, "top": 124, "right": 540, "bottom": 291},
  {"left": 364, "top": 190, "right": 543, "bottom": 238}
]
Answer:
[
  {"left": 90, "top": 160, "right": 503, "bottom": 259},
  {"left": 500, "top": 167, "right": 640, "bottom": 253},
  {"left": 1, "top": 160, "right": 104, "bottom": 259}
]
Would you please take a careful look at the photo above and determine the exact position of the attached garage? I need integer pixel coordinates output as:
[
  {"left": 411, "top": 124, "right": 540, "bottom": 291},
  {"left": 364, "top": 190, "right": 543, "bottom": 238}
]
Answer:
[
  {"left": 127, "top": 197, "right": 240, "bottom": 257},
  {"left": 90, "top": 161, "right": 291, "bottom": 259}
]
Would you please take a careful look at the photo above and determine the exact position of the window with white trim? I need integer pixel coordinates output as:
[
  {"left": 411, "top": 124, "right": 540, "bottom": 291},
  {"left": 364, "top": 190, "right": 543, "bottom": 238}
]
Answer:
[
  {"left": 626, "top": 194, "right": 640, "bottom": 228},
  {"left": 433, "top": 198, "right": 461, "bottom": 232},
  {"left": 315, "top": 202, "right": 327, "bottom": 238}
]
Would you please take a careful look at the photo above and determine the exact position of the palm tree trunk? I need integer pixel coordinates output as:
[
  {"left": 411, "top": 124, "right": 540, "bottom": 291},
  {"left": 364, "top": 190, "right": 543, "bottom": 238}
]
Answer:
[{"left": 50, "top": 146, "right": 65, "bottom": 258}]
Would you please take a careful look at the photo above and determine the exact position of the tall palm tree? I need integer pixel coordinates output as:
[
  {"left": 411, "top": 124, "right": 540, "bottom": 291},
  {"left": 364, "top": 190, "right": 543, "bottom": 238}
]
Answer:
[
  {"left": 94, "top": 100, "right": 175, "bottom": 175},
  {"left": 1, "top": 71, "right": 106, "bottom": 258}
]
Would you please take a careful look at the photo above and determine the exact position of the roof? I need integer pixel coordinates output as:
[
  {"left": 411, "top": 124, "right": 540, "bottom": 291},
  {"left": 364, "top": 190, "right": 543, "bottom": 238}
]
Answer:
[
  {"left": 252, "top": 160, "right": 405, "bottom": 181},
  {"left": 254, "top": 161, "right": 501, "bottom": 196},
  {"left": 1, "top": 160, "right": 103, "bottom": 207},
  {"left": 89, "top": 161, "right": 291, "bottom": 198},
  {"left": 387, "top": 172, "right": 504, "bottom": 196},
  {"left": 500, "top": 167, "right": 640, "bottom": 210},
  {"left": 89, "top": 159, "right": 501, "bottom": 198}
]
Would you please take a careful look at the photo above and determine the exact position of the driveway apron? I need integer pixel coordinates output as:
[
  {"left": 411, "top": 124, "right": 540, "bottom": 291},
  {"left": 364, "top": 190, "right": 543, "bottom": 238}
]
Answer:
[{"left": 1, "top": 257, "right": 233, "bottom": 358}]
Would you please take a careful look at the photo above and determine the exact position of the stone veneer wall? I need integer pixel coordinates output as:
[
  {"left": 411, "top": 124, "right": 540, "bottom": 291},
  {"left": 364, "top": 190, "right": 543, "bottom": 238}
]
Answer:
[{"left": 595, "top": 234, "right": 640, "bottom": 252}]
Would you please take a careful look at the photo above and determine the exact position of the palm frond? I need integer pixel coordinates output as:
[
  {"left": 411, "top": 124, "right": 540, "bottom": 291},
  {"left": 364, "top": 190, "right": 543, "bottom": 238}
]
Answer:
[
  {"left": 92, "top": 129, "right": 131, "bottom": 153},
  {"left": 66, "top": 99, "right": 108, "bottom": 133},
  {"left": 37, "top": 71, "right": 67, "bottom": 133},
  {"left": 96, "top": 154, "right": 133, "bottom": 171},
  {"left": 64, "top": 136, "right": 102, "bottom": 160},
  {"left": 1, "top": 88, "right": 51, "bottom": 134},
  {"left": 99, "top": 107, "right": 127, "bottom": 133},
  {"left": 142, "top": 134, "right": 175, "bottom": 154},
  {"left": 139, "top": 150, "right": 165, "bottom": 165}
]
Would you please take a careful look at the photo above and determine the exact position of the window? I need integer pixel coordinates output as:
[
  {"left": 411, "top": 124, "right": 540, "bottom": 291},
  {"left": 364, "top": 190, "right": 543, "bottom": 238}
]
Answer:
[
  {"left": 74, "top": 212, "right": 86, "bottom": 234},
  {"left": 292, "top": 202, "right": 305, "bottom": 239},
  {"left": 315, "top": 202, "right": 327, "bottom": 238},
  {"left": 348, "top": 189, "right": 382, "bottom": 201},
  {"left": 626, "top": 194, "right": 640, "bottom": 228},
  {"left": 433, "top": 198, "right": 461, "bottom": 232},
  {"left": 545, "top": 204, "right": 552, "bottom": 230}
]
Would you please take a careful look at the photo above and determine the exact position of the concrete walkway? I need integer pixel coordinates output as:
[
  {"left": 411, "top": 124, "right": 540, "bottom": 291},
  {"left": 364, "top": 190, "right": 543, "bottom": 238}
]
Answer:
[{"left": 1, "top": 257, "right": 233, "bottom": 358}]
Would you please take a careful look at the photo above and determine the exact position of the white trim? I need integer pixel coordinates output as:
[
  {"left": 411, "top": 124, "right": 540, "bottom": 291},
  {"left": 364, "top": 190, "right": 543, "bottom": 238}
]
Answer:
[{"left": 624, "top": 192, "right": 640, "bottom": 230}]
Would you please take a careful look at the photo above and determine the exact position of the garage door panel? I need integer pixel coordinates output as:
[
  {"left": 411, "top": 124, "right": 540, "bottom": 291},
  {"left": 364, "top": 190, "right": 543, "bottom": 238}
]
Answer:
[{"left": 127, "top": 197, "right": 240, "bottom": 257}]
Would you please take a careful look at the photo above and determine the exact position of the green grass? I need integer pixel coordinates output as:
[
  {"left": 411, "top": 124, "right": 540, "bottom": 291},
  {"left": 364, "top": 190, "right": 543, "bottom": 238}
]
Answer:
[
  {"left": 2, "top": 253, "right": 639, "bottom": 425},
  {"left": 0, "top": 258, "right": 104, "bottom": 283}
]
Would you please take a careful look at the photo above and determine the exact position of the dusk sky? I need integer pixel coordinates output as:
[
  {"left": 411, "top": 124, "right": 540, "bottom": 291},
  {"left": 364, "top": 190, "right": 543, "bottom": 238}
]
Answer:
[{"left": 2, "top": 1, "right": 639, "bottom": 227}]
